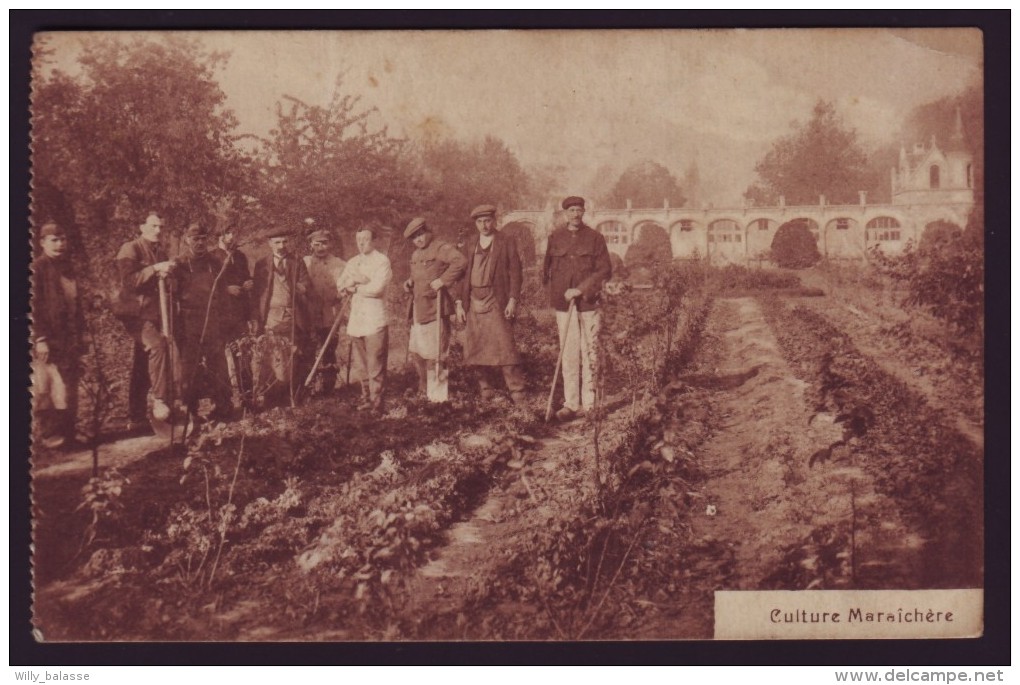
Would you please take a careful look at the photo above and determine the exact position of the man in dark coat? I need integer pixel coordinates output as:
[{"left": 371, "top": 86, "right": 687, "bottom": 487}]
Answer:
[
  {"left": 403, "top": 217, "right": 466, "bottom": 401},
  {"left": 211, "top": 224, "right": 254, "bottom": 345},
  {"left": 303, "top": 229, "right": 347, "bottom": 394},
  {"left": 251, "top": 226, "right": 313, "bottom": 404},
  {"left": 175, "top": 223, "right": 233, "bottom": 419},
  {"left": 114, "top": 212, "right": 175, "bottom": 428},
  {"left": 542, "top": 196, "right": 613, "bottom": 420},
  {"left": 454, "top": 204, "right": 526, "bottom": 404},
  {"left": 32, "top": 221, "right": 84, "bottom": 448}
]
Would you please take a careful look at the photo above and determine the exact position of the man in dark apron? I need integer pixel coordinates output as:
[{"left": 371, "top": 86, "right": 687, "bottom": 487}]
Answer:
[{"left": 454, "top": 204, "right": 526, "bottom": 404}]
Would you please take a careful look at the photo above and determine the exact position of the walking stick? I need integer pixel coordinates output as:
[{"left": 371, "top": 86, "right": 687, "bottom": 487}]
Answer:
[
  {"left": 544, "top": 298, "right": 577, "bottom": 422},
  {"left": 345, "top": 337, "right": 354, "bottom": 386}
]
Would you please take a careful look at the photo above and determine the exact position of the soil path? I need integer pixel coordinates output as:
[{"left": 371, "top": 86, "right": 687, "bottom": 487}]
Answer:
[
  {"left": 401, "top": 427, "right": 593, "bottom": 633},
  {"left": 33, "top": 435, "right": 169, "bottom": 478},
  {"left": 638, "top": 297, "right": 924, "bottom": 638}
]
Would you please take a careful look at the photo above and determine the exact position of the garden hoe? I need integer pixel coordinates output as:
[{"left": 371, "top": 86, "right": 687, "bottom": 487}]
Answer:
[{"left": 544, "top": 299, "right": 577, "bottom": 422}]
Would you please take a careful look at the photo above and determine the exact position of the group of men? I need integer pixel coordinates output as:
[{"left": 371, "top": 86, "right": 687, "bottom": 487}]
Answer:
[{"left": 31, "top": 195, "right": 612, "bottom": 448}]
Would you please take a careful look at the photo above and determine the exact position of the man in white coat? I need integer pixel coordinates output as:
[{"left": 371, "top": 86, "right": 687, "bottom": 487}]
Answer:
[{"left": 337, "top": 225, "right": 393, "bottom": 412}]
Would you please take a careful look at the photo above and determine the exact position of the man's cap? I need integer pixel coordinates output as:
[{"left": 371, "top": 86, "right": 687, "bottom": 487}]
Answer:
[
  {"left": 470, "top": 204, "right": 497, "bottom": 220},
  {"left": 263, "top": 225, "right": 295, "bottom": 240},
  {"left": 561, "top": 196, "right": 586, "bottom": 210},
  {"left": 307, "top": 229, "right": 331, "bottom": 243},
  {"left": 185, "top": 223, "right": 210, "bottom": 239},
  {"left": 215, "top": 224, "right": 237, "bottom": 236},
  {"left": 38, "top": 222, "right": 65, "bottom": 239},
  {"left": 404, "top": 217, "right": 429, "bottom": 240}
]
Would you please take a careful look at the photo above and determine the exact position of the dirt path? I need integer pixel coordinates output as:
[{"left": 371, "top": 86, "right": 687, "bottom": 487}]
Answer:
[
  {"left": 639, "top": 296, "right": 931, "bottom": 638},
  {"left": 33, "top": 435, "right": 169, "bottom": 478}
]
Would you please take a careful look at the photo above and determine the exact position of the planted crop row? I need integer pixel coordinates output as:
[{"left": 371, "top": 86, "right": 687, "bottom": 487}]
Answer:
[{"left": 758, "top": 296, "right": 982, "bottom": 588}]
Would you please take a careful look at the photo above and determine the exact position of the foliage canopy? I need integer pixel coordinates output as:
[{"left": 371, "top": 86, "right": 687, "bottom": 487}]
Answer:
[
  {"left": 602, "top": 160, "right": 686, "bottom": 209},
  {"left": 745, "top": 100, "right": 872, "bottom": 207}
]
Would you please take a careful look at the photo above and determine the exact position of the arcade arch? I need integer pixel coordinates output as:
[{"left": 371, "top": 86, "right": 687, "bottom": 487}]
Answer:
[
  {"left": 597, "top": 220, "right": 629, "bottom": 246},
  {"left": 707, "top": 219, "right": 745, "bottom": 264},
  {"left": 626, "top": 221, "right": 671, "bottom": 266}
]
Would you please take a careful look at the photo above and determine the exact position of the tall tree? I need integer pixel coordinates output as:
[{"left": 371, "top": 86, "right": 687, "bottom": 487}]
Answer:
[
  {"left": 254, "top": 84, "right": 433, "bottom": 254},
  {"left": 744, "top": 100, "right": 873, "bottom": 206},
  {"left": 32, "top": 34, "right": 251, "bottom": 284},
  {"left": 417, "top": 134, "right": 530, "bottom": 240},
  {"left": 602, "top": 160, "right": 686, "bottom": 209}
]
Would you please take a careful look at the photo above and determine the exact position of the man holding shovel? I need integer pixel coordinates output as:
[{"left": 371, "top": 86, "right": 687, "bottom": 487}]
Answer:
[
  {"left": 403, "top": 217, "right": 466, "bottom": 402},
  {"left": 303, "top": 229, "right": 347, "bottom": 395},
  {"left": 114, "top": 212, "right": 175, "bottom": 433},
  {"left": 543, "top": 196, "right": 613, "bottom": 421}
]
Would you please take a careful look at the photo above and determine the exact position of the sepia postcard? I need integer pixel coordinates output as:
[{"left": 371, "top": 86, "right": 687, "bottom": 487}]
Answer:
[{"left": 26, "top": 26, "right": 989, "bottom": 646}]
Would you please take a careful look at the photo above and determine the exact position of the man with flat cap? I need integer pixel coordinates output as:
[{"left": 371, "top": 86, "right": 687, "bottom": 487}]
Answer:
[
  {"left": 303, "top": 229, "right": 347, "bottom": 393},
  {"left": 455, "top": 204, "right": 526, "bottom": 404},
  {"left": 175, "top": 223, "right": 232, "bottom": 419},
  {"left": 403, "top": 217, "right": 466, "bottom": 402},
  {"left": 543, "top": 196, "right": 612, "bottom": 421},
  {"left": 32, "top": 221, "right": 84, "bottom": 448},
  {"left": 252, "top": 225, "right": 313, "bottom": 404},
  {"left": 114, "top": 211, "right": 175, "bottom": 430}
]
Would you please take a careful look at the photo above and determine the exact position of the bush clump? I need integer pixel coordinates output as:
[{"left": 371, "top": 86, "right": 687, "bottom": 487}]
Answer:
[{"left": 770, "top": 222, "right": 821, "bottom": 269}]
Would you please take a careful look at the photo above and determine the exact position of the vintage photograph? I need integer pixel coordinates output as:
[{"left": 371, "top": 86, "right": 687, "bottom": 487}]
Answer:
[{"left": 28, "top": 28, "right": 985, "bottom": 641}]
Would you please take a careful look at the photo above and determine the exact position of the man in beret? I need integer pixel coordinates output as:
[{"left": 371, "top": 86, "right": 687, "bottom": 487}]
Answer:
[
  {"left": 454, "top": 204, "right": 526, "bottom": 404},
  {"left": 543, "top": 196, "right": 613, "bottom": 420},
  {"left": 303, "top": 229, "right": 347, "bottom": 394},
  {"left": 114, "top": 211, "right": 175, "bottom": 429},
  {"left": 175, "top": 223, "right": 232, "bottom": 419},
  {"left": 403, "top": 217, "right": 466, "bottom": 401},
  {"left": 338, "top": 224, "right": 393, "bottom": 412},
  {"left": 252, "top": 226, "right": 313, "bottom": 404},
  {"left": 32, "top": 221, "right": 84, "bottom": 448},
  {"left": 212, "top": 224, "right": 254, "bottom": 346}
]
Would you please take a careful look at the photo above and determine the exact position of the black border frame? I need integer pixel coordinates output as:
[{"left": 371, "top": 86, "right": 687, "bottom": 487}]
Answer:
[{"left": 10, "top": 9, "right": 1010, "bottom": 666}]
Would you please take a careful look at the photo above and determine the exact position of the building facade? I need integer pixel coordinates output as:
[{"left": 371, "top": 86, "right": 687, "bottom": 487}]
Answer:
[{"left": 501, "top": 129, "right": 975, "bottom": 267}]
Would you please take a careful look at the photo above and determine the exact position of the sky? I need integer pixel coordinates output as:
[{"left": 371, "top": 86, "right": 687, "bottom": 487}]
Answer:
[{"left": 41, "top": 28, "right": 982, "bottom": 207}]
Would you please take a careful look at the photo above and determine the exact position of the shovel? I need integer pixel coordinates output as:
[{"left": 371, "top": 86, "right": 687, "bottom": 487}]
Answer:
[
  {"left": 299, "top": 292, "right": 348, "bottom": 396},
  {"left": 426, "top": 288, "right": 449, "bottom": 402}
]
